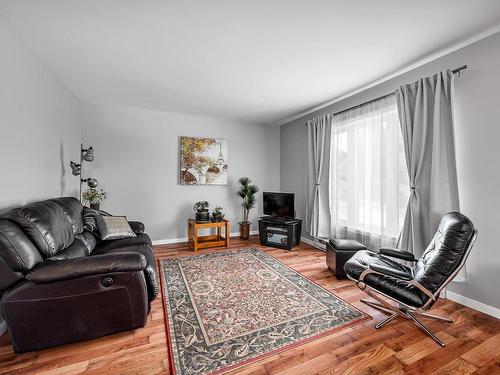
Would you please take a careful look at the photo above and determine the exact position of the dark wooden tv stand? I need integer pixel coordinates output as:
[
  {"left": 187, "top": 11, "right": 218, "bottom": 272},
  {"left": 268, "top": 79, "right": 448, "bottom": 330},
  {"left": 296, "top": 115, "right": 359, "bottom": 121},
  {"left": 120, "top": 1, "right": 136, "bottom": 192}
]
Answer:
[{"left": 258, "top": 216, "right": 302, "bottom": 250}]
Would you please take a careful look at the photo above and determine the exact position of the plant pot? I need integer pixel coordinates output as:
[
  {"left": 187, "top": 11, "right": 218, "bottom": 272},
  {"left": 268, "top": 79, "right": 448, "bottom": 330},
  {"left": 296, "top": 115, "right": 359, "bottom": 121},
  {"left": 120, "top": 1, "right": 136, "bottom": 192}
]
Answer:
[
  {"left": 90, "top": 202, "right": 100, "bottom": 210},
  {"left": 195, "top": 209, "right": 210, "bottom": 223},
  {"left": 239, "top": 222, "right": 250, "bottom": 240},
  {"left": 211, "top": 214, "right": 224, "bottom": 222}
]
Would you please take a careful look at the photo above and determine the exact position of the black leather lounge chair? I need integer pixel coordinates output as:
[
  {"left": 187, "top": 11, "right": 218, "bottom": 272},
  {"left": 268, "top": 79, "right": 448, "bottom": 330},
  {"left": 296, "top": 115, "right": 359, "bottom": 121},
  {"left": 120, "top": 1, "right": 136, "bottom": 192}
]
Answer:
[{"left": 344, "top": 212, "right": 477, "bottom": 347}]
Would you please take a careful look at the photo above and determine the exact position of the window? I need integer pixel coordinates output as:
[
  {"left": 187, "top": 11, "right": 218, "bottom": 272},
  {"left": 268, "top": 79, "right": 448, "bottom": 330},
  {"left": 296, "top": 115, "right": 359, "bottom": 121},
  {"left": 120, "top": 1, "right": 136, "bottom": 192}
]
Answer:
[{"left": 329, "top": 94, "right": 408, "bottom": 250}]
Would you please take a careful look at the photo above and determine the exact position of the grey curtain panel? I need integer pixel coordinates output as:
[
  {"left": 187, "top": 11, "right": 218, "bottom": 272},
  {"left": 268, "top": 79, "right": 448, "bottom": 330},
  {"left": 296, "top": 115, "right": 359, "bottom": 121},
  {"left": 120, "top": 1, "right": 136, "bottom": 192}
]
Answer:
[
  {"left": 306, "top": 115, "right": 332, "bottom": 238},
  {"left": 396, "top": 69, "right": 460, "bottom": 258}
]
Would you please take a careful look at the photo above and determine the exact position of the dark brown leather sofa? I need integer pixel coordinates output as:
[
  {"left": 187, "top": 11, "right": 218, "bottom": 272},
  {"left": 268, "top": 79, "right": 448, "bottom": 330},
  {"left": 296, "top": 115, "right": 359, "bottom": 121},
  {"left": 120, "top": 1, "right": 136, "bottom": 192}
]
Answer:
[{"left": 0, "top": 197, "right": 158, "bottom": 353}]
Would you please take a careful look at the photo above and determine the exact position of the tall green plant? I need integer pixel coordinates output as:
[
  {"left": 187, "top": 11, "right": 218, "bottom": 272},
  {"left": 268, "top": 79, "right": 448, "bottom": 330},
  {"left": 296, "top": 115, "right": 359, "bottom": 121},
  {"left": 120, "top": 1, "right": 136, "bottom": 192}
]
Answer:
[{"left": 238, "top": 177, "right": 259, "bottom": 223}]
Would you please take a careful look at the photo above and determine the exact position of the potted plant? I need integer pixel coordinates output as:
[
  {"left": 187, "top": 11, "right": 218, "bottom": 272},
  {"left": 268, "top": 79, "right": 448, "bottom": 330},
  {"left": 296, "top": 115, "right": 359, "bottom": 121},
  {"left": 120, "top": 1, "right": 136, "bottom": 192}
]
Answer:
[
  {"left": 82, "top": 188, "right": 107, "bottom": 210},
  {"left": 211, "top": 206, "right": 225, "bottom": 222},
  {"left": 237, "top": 177, "right": 259, "bottom": 240},
  {"left": 193, "top": 201, "right": 210, "bottom": 222}
]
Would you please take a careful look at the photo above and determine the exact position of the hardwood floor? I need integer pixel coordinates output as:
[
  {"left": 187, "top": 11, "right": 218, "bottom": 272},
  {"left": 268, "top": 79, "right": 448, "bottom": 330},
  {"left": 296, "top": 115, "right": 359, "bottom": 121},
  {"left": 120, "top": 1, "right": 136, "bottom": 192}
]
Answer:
[{"left": 0, "top": 236, "right": 499, "bottom": 374}]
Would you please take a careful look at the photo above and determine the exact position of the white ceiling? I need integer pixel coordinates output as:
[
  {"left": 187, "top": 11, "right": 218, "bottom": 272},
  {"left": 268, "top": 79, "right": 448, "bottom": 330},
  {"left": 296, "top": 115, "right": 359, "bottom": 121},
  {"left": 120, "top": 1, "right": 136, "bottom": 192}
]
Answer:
[{"left": 1, "top": 1, "right": 500, "bottom": 125}]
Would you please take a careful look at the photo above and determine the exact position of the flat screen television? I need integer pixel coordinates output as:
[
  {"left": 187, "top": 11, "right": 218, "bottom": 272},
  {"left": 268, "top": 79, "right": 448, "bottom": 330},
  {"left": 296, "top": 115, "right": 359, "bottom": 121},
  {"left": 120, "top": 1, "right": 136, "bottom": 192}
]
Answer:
[{"left": 263, "top": 192, "right": 295, "bottom": 218}]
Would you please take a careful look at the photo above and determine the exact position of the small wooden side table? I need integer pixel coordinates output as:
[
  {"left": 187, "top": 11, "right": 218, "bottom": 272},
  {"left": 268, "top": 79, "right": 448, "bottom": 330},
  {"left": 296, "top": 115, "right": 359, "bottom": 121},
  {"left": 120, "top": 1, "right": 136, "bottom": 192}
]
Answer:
[{"left": 188, "top": 219, "right": 230, "bottom": 252}]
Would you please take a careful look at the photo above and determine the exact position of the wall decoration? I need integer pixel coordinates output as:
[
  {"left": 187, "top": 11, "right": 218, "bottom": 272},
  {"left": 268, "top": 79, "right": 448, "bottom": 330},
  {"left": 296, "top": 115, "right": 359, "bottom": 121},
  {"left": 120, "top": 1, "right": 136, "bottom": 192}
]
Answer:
[{"left": 179, "top": 137, "right": 228, "bottom": 185}]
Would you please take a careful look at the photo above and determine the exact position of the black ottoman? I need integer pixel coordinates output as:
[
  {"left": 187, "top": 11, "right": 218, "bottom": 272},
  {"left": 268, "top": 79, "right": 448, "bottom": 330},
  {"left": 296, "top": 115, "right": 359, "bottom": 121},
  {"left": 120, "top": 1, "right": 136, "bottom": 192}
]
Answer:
[{"left": 326, "top": 239, "right": 367, "bottom": 279}]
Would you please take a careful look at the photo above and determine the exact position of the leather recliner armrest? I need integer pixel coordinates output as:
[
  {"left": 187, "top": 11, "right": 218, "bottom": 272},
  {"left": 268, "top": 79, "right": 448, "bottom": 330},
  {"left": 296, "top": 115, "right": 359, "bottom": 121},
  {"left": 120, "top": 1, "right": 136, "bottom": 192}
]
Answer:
[
  {"left": 128, "top": 221, "right": 145, "bottom": 234},
  {"left": 369, "top": 263, "right": 413, "bottom": 281},
  {"left": 379, "top": 247, "right": 415, "bottom": 262},
  {"left": 27, "top": 252, "right": 147, "bottom": 283}
]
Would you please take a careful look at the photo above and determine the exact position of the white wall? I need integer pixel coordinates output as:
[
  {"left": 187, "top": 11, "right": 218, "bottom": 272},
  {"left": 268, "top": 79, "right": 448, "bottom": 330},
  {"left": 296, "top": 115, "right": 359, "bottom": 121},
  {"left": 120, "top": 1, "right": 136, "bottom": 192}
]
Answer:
[
  {"left": 281, "top": 32, "right": 500, "bottom": 311},
  {"left": 0, "top": 16, "right": 82, "bottom": 209},
  {"left": 0, "top": 16, "right": 82, "bottom": 332},
  {"left": 82, "top": 104, "right": 280, "bottom": 241}
]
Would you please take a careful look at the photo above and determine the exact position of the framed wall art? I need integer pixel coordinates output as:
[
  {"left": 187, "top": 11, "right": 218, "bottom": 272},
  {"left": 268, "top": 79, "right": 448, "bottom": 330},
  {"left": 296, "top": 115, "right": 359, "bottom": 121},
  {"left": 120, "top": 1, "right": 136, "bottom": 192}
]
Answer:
[{"left": 179, "top": 136, "right": 228, "bottom": 185}]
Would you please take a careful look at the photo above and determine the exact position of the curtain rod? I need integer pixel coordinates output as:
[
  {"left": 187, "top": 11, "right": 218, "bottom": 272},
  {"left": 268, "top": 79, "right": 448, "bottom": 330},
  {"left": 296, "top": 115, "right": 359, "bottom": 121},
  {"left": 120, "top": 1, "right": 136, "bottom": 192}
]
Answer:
[
  {"left": 451, "top": 64, "right": 467, "bottom": 74},
  {"left": 305, "top": 65, "right": 467, "bottom": 125}
]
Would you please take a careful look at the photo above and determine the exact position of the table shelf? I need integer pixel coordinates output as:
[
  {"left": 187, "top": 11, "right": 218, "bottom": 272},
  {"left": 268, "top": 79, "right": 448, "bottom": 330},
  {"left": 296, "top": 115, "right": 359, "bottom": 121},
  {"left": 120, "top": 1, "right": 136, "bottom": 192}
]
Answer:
[{"left": 188, "top": 219, "right": 230, "bottom": 252}]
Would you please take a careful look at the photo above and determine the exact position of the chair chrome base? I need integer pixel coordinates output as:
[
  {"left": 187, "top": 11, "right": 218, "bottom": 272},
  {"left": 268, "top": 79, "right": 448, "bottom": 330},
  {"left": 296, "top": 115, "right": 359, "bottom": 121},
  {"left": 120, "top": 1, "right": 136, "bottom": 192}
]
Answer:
[{"left": 360, "top": 292, "right": 452, "bottom": 347}]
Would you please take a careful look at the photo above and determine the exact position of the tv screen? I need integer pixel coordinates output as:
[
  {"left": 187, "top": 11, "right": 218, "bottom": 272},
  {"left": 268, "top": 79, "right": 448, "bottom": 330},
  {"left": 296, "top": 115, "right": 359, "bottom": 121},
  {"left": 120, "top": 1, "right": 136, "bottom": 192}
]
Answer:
[{"left": 263, "top": 192, "right": 295, "bottom": 218}]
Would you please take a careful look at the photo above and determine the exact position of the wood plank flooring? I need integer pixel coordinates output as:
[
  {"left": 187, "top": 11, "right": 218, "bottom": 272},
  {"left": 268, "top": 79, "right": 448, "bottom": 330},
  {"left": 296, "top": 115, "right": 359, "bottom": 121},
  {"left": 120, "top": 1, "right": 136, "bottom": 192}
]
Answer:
[{"left": 0, "top": 236, "right": 499, "bottom": 374}]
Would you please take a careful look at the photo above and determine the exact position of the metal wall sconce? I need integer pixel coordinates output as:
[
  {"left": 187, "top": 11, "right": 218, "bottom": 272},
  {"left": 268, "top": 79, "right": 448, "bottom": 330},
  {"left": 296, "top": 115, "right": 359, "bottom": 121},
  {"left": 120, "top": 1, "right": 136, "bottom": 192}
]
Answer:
[{"left": 70, "top": 144, "right": 99, "bottom": 201}]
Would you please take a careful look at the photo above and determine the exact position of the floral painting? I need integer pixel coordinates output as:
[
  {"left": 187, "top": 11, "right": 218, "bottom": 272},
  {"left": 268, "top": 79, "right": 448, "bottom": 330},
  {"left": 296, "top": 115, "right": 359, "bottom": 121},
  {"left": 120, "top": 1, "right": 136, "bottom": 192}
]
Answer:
[{"left": 179, "top": 136, "right": 228, "bottom": 185}]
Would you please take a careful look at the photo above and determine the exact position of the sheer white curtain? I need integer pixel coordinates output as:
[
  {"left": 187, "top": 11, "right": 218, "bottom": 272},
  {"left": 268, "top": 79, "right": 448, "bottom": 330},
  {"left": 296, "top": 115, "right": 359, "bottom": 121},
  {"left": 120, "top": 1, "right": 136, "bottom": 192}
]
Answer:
[{"left": 329, "top": 94, "right": 409, "bottom": 250}]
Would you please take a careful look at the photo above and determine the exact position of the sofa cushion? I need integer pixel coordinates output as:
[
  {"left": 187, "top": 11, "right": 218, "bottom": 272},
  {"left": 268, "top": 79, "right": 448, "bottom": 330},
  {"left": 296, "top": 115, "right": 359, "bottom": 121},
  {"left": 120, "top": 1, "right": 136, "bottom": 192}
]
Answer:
[
  {"left": 4, "top": 201, "right": 74, "bottom": 258},
  {"left": 0, "top": 218, "right": 43, "bottom": 272},
  {"left": 74, "top": 231, "right": 98, "bottom": 253},
  {"left": 48, "top": 238, "right": 90, "bottom": 261},
  {"left": 50, "top": 197, "right": 84, "bottom": 234}
]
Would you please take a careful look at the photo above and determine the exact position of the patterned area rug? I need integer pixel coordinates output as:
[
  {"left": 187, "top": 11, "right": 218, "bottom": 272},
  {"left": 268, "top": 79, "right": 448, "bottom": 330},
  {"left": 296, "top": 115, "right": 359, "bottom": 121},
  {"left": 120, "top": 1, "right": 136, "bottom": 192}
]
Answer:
[{"left": 159, "top": 248, "right": 369, "bottom": 374}]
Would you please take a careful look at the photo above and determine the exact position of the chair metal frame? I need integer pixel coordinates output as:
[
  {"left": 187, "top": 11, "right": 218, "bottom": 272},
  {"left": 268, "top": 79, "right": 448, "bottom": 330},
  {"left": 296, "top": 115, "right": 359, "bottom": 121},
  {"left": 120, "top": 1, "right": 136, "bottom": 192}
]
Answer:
[{"left": 348, "top": 230, "right": 478, "bottom": 347}]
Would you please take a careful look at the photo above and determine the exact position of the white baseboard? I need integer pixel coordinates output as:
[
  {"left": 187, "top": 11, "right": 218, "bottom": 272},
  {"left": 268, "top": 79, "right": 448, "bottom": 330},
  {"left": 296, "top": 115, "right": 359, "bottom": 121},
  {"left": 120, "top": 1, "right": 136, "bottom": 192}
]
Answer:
[
  {"left": 152, "top": 230, "right": 259, "bottom": 246},
  {"left": 445, "top": 291, "right": 500, "bottom": 319},
  {"left": 300, "top": 236, "right": 315, "bottom": 247},
  {"left": 300, "top": 236, "right": 326, "bottom": 251},
  {"left": 0, "top": 320, "right": 7, "bottom": 336},
  {"left": 152, "top": 237, "right": 188, "bottom": 246}
]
